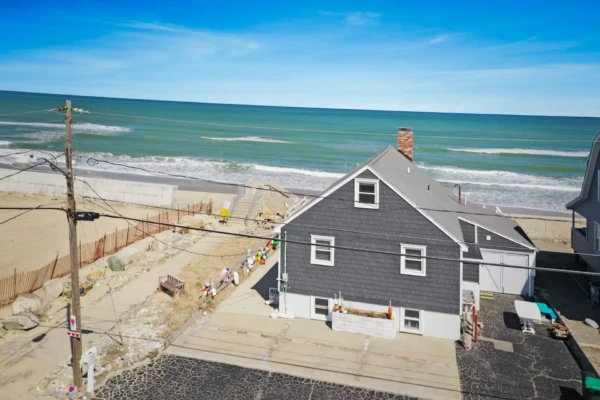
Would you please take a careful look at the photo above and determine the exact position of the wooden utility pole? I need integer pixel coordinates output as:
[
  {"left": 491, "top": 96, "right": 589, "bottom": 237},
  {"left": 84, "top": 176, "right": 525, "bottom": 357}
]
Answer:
[{"left": 65, "top": 100, "right": 83, "bottom": 389}]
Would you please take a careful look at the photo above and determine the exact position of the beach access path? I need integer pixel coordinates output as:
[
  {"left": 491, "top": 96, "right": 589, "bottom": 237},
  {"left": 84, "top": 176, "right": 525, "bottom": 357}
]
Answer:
[{"left": 0, "top": 231, "right": 233, "bottom": 399}]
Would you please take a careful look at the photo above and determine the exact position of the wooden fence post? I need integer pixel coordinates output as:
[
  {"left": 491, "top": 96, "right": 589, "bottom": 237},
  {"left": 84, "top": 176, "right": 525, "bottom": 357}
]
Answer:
[
  {"left": 159, "top": 212, "right": 161, "bottom": 232},
  {"left": 51, "top": 253, "right": 59, "bottom": 279},
  {"left": 114, "top": 227, "right": 117, "bottom": 253},
  {"left": 188, "top": 204, "right": 190, "bottom": 216},
  {"left": 177, "top": 204, "right": 180, "bottom": 221},
  {"left": 13, "top": 268, "right": 17, "bottom": 299},
  {"left": 102, "top": 234, "right": 106, "bottom": 258},
  {"left": 126, "top": 225, "right": 130, "bottom": 246},
  {"left": 147, "top": 213, "right": 150, "bottom": 236}
]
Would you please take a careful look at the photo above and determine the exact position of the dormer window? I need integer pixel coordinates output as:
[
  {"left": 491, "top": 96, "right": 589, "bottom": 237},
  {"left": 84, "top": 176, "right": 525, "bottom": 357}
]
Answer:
[{"left": 354, "top": 178, "right": 379, "bottom": 209}]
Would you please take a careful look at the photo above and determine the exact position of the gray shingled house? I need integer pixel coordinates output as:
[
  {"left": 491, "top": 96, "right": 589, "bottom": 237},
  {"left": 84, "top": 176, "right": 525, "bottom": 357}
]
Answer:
[
  {"left": 567, "top": 133, "right": 600, "bottom": 273},
  {"left": 275, "top": 129, "right": 537, "bottom": 340}
]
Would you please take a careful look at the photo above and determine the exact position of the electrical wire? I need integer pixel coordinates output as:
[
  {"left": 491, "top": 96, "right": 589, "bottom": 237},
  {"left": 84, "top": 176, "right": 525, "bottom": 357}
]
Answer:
[
  {"left": 0, "top": 162, "right": 47, "bottom": 181},
  {"left": 76, "top": 180, "right": 249, "bottom": 258},
  {"left": 89, "top": 110, "right": 597, "bottom": 143},
  {"left": 96, "top": 212, "right": 600, "bottom": 277},
  {"left": 0, "top": 204, "right": 55, "bottom": 226},
  {"left": 85, "top": 157, "right": 579, "bottom": 223},
  {"left": 0, "top": 110, "right": 52, "bottom": 117}
]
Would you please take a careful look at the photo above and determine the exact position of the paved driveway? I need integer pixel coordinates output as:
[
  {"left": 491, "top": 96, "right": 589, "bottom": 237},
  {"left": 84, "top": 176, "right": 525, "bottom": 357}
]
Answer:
[{"left": 456, "top": 293, "right": 582, "bottom": 399}]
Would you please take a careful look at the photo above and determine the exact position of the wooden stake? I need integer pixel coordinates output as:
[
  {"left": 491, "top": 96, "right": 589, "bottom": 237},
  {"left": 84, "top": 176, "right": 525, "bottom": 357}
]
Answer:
[
  {"left": 13, "top": 268, "right": 17, "bottom": 299},
  {"left": 51, "top": 253, "right": 59, "bottom": 279},
  {"left": 102, "top": 234, "right": 106, "bottom": 258},
  {"left": 125, "top": 225, "right": 130, "bottom": 246}
]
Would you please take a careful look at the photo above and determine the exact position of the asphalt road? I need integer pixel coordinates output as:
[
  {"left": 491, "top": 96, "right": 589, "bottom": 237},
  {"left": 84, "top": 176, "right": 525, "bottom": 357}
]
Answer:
[{"left": 95, "top": 356, "right": 420, "bottom": 400}]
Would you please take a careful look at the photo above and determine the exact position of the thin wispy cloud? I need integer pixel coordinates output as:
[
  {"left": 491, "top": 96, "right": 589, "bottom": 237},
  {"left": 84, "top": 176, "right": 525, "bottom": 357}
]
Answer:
[
  {"left": 429, "top": 34, "right": 449, "bottom": 44},
  {"left": 320, "top": 11, "right": 381, "bottom": 26}
]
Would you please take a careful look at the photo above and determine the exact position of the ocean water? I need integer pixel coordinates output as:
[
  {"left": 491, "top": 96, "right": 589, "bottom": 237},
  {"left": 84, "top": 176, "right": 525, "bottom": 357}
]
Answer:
[{"left": 0, "top": 90, "right": 598, "bottom": 212}]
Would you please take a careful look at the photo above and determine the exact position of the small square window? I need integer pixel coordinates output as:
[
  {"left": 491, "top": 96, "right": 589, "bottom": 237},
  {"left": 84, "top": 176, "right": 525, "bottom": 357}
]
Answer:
[
  {"left": 401, "top": 308, "right": 422, "bottom": 334},
  {"left": 354, "top": 178, "right": 379, "bottom": 209},
  {"left": 400, "top": 244, "right": 426, "bottom": 276},
  {"left": 311, "top": 235, "right": 335, "bottom": 266},
  {"left": 313, "top": 297, "right": 329, "bottom": 319}
]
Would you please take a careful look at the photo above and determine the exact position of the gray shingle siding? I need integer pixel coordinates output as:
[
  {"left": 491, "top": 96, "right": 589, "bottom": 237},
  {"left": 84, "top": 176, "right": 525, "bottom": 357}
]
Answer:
[
  {"left": 460, "top": 220, "right": 475, "bottom": 244},
  {"left": 283, "top": 170, "right": 462, "bottom": 315},
  {"left": 477, "top": 226, "right": 530, "bottom": 253},
  {"left": 463, "top": 262, "right": 479, "bottom": 283},
  {"left": 573, "top": 164, "right": 600, "bottom": 271}
]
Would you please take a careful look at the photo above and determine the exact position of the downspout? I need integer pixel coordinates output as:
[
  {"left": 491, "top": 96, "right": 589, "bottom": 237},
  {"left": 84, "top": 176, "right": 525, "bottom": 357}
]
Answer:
[
  {"left": 283, "top": 231, "right": 288, "bottom": 315},
  {"left": 454, "top": 184, "right": 462, "bottom": 205}
]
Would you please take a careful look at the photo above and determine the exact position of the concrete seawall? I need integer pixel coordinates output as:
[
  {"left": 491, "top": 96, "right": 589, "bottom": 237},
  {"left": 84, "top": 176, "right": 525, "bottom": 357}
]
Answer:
[
  {"left": 511, "top": 214, "right": 584, "bottom": 240},
  {"left": 0, "top": 170, "right": 176, "bottom": 207}
]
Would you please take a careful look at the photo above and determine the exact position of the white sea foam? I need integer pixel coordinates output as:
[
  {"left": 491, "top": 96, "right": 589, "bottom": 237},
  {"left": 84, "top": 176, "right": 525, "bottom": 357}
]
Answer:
[
  {"left": 201, "top": 136, "right": 292, "bottom": 144},
  {"left": 447, "top": 148, "right": 589, "bottom": 157},
  {"left": 0, "top": 121, "right": 131, "bottom": 134},
  {"left": 0, "top": 141, "right": 10, "bottom": 147},
  {"left": 420, "top": 164, "right": 582, "bottom": 193}
]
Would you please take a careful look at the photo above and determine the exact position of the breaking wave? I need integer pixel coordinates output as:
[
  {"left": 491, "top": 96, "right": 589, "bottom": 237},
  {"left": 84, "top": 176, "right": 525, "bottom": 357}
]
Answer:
[
  {"left": 420, "top": 164, "right": 582, "bottom": 193},
  {"left": 201, "top": 136, "right": 292, "bottom": 144},
  {"left": 447, "top": 148, "right": 589, "bottom": 157},
  {"left": 0, "top": 121, "right": 131, "bottom": 134}
]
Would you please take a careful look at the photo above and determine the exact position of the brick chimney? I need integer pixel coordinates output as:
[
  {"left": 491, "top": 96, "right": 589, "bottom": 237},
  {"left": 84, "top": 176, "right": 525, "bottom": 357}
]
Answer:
[{"left": 397, "top": 127, "right": 414, "bottom": 161}]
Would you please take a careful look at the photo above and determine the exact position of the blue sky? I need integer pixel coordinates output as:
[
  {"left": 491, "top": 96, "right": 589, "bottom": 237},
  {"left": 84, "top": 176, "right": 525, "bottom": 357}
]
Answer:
[{"left": 1, "top": 1, "right": 599, "bottom": 116}]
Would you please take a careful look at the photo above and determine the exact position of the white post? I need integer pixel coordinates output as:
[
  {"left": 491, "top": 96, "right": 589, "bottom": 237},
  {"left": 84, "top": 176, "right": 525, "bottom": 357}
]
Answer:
[{"left": 81, "top": 347, "right": 97, "bottom": 394}]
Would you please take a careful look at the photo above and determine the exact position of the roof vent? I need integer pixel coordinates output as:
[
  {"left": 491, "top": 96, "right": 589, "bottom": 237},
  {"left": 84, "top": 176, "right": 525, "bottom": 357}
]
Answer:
[{"left": 407, "top": 167, "right": 410, "bottom": 174}]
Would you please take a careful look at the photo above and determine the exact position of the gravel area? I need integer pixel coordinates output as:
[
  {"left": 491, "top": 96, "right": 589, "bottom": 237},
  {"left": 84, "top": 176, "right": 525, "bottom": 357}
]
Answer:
[{"left": 95, "top": 355, "right": 421, "bottom": 400}]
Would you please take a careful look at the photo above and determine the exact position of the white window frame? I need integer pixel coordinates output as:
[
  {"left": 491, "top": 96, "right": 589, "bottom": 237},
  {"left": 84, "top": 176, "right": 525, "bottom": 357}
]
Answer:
[
  {"left": 400, "top": 308, "right": 423, "bottom": 334},
  {"left": 354, "top": 178, "right": 379, "bottom": 209},
  {"left": 400, "top": 244, "right": 427, "bottom": 277},
  {"left": 310, "top": 235, "right": 335, "bottom": 266},
  {"left": 310, "top": 296, "right": 330, "bottom": 320}
]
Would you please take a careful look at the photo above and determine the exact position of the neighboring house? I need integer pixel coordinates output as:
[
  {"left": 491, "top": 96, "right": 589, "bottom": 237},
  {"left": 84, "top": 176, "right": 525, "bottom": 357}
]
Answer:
[
  {"left": 567, "top": 133, "right": 600, "bottom": 273},
  {"left": 275, "top": 128, "right": 536, "bottom": 340}
]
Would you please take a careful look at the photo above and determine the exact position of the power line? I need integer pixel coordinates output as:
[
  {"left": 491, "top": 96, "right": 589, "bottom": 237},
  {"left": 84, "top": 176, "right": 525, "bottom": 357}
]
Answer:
[
  {"left": 85, "top": 157, "right": 578, "bottom": 223},
  {"left": 96, "top": 212, "right": 600, "bottom": 277},
  {"left": 0, "top": 201, "right": 594, "bottom": 274},
  {"left": 76, "top": 180, "right": 248, "bottom": 258},
  {"left": 89, "top": 110, "right": 597, "bottom": 143},
  {"left": 0, "top": 162, "right": 47, "bottom": 181},
  {"left": 0, "top": 110, "right": 51, "bottom": 117},
  {"left": 0, "top": 204, "right": 54, "bottom": 226}
]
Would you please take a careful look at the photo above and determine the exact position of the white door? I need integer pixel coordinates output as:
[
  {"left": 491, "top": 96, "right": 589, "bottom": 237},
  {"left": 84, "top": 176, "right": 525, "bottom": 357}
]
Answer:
[
  {"left": 480, "top": 250, "right": 530, "bottom": 295},
  {"left": 502, "top": 253, "right": 530, "bottom": 295},
  {"left": 480, "top": 252, "right": 502, "bottom": 292}
]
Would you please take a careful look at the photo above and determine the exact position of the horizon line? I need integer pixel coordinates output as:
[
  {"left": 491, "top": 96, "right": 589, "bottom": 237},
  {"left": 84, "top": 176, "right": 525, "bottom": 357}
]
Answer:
[{"left": 1, "top": 89, "right": 599, "bottom": 120}]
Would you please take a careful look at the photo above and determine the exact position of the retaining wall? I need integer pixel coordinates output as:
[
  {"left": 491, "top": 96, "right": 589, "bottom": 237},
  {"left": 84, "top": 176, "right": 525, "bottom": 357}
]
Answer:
[{"left": 0, "top": 170, "right": 176, "bottom": 207}]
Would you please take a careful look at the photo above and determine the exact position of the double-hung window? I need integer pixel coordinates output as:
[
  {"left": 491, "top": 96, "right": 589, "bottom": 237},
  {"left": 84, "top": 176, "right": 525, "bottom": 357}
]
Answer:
[
  {"left": 354, "top": 178, "right": 379, "bottom": 209},
  {"left": 400, "top": 244, "right": 426, "bottom": 276},
  {"left": 401, "top": 308, "right": 423, "bottom": 334},
  {"left": 311, "top": 235, "right": 335, "bottom": 266}
]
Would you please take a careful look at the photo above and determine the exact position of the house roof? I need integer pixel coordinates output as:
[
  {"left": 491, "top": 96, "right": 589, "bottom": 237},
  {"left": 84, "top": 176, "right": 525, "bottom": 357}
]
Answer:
[
  {"left": 282, "top": 145, "right": 535, "bottom": 250},
  {"left": 567, "top": 133, "right": 600, "bottom": 210}
]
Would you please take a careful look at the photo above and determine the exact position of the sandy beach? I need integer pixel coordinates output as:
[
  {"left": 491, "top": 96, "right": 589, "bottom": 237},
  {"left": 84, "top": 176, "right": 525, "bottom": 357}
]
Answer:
[{"left": 0, "top": 189, "right": 232, "bottom": 278}]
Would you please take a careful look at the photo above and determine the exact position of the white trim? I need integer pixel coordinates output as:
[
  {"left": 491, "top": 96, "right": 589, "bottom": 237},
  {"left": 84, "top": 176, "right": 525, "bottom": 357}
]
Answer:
[
  {"left": 400, "top": 244, "right": 427, "bottom": 276},
  {"left": 400, "top": 308, "right": 423, "bottom": 334},
  {"left": 458, "top": 216, "right": 537, "bottom": 251},
  {"left": 354, "top": 178, "right": 379, "bottom": 209},
  {"left": 474, "top": 225, "right": 478, "bottom": 243},
  {"left": 310, "top": 235, "right": 335, "bottom": 266},
  {"left": 274, "top": 165, "right": 469, "bottom": 252},
  {"left": 310, "top": 296, "right": 330, "bottom": 321},
  {"left": 459, "top": 251, "right": 464, "bottom": 316}
]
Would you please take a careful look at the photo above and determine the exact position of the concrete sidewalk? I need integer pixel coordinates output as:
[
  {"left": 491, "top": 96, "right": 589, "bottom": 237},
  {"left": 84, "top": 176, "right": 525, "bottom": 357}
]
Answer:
[
  {"left": 167, "top": 259, "right": 461, "bottom": 400},
  {"left": 0, "top": 232, "right": 229, "bottom": 399}
]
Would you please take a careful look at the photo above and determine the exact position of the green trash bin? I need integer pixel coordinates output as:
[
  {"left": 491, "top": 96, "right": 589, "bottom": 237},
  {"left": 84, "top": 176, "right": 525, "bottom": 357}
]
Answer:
[{"left": 583, "top": 373, "right": 600, "bottom": 399}]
